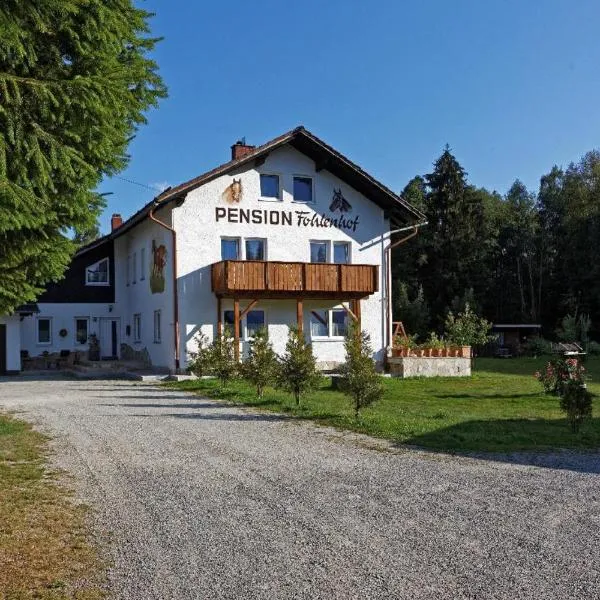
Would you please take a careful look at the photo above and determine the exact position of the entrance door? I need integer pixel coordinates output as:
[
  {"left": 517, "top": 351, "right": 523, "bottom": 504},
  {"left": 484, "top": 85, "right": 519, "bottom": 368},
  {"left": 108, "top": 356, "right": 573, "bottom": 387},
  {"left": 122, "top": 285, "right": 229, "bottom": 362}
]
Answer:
[
  {"left": 0, "top": 325, "right": 6, "bottom": 375},
  {"left": 99, "top": 318, "right": 119, "bottom": 359}
]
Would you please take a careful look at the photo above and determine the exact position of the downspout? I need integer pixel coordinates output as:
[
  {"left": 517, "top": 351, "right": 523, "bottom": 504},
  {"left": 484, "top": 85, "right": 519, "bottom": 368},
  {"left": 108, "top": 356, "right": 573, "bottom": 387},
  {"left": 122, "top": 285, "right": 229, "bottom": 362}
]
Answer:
[
  {"left": 149, "top": 203, "right": 180, "bottom": 372},
  {"left": 384, "top": 221, "right": 428, "bottom": 349}
]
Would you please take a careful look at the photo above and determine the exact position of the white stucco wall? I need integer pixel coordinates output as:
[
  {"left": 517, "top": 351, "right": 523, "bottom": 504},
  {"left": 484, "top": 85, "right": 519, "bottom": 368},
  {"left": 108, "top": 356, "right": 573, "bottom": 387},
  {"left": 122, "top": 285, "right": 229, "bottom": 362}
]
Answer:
[
  {"left": 174, "top": 145, "right": 391, "bottom": 369},
  {"left": 114, "top": 206, "right": 175, "bottom": 369},
  {"left": 1, "top": 315, "right": 22, "bottom": 373},
  {"left": 20, "top": 303, "right": 117, "bottom": 357}
]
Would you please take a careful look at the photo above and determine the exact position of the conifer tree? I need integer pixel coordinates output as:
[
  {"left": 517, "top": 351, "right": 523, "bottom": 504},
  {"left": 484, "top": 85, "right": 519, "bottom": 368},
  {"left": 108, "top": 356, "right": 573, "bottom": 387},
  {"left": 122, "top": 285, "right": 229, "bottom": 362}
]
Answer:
[
  {"left": 0, "top": 1, "right": 166, "bottom": 313},
  {"left": 277, "top": 327, "right": 321, "bottom": 406},
  {"left": 338, "top": 326, "right": 384, "bottom": 418},
  {"left": 242, "top": 328, "right": 278, "bottom": 399}
]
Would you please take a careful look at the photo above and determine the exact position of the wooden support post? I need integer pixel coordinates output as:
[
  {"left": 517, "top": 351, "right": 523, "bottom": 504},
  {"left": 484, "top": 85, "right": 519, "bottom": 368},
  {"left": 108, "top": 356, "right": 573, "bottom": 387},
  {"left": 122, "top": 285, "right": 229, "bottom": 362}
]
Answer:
[
  {"left": 233, "top": 298, "right": 240, "bottom": 362},
  {"left": 240, "top": 299, "right": 259, "bottom": 319},
  {"left": 297, "top": 299, "right": 304, "bottom": 334},
  {"left": 354, "top": 299, "right": 361, "bottom": 329},
  {"left": 217, "top": 297, "right": 222, "bottom": 337}
]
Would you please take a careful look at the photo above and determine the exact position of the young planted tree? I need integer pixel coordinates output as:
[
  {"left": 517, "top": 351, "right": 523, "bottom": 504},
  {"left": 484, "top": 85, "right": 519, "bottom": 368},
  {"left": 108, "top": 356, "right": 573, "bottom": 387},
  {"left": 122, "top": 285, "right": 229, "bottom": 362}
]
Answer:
[
  {"left": 339, "top": 326, "right": 384, "bottom": 419},
  {"left": 444, "top": 304, "right": 495, "bottom": 361},
  {"left": 188, "top": 329, "right": 237, "bottom": 387},
  {"left": 0, "top": 1, "right": 167, "bottom": 314},
  {"left": 208, "top": 329, "right": 238, "bottom": 387},
  {"left": 277, "top": 327, "right": 321, "bottom": 406},
  {"left": 242, "top": 328, "right": 278, "bottom": 399}
]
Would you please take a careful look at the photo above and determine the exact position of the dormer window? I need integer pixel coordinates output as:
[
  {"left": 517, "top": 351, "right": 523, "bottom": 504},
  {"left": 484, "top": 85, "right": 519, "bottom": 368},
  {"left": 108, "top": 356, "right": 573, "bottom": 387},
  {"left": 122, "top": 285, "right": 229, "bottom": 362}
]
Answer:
[{"left": 86, "top": 257, "right": 109, "bottom": 286}]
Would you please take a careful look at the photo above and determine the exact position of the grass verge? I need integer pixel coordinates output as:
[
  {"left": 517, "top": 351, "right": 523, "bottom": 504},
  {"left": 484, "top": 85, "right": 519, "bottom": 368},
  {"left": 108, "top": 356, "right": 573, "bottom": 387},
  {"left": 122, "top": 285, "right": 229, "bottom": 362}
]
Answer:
[
  {"left": 166, "top": 357, "right": 600, "bottom": 453},
  {"left": 0, "top": 412, "right": 103, "bottom": 599}
]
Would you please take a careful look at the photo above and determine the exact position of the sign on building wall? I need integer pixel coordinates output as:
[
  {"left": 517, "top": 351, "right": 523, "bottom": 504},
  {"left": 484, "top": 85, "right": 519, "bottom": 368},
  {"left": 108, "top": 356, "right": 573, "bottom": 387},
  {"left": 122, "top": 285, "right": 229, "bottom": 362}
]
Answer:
[{"left": 214, "top": 186, "right": 360, "bottom": 232}]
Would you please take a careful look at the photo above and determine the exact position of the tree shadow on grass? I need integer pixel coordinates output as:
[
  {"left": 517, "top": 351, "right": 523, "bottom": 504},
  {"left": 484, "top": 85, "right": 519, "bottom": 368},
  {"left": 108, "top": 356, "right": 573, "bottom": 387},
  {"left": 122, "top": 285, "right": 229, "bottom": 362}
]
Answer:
[
  {"left": 433, "top": 392, "right": 541, "bottom": 400},
  {"left": 401, "top": 417, "right": 600, "bottom": 474}
]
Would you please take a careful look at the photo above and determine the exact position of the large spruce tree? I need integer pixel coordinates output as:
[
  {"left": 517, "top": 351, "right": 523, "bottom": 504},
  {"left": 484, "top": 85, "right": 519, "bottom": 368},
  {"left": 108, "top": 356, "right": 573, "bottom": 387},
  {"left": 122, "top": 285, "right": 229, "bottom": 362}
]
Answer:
[{"left": 0, "top": 1, "right": 166, "bottom": 314}]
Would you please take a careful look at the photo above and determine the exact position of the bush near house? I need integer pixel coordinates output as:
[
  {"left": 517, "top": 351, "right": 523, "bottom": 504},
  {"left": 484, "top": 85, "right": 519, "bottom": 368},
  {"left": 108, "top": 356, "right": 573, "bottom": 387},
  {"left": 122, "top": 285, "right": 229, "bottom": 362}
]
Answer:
[
  {"left": 241, "top": 328, "right": 278, "bottom": 399},
  {"left": 276, "top": 327, "right": 322, "bottom": 406},
  {"left": 338, "top": 326, "right": 384, "bottom": 418}
]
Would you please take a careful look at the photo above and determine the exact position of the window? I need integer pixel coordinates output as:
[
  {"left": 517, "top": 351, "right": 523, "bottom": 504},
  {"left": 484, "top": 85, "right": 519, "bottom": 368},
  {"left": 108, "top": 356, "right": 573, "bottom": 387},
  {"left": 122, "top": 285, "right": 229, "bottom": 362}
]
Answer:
[
  {"left": 331, "top": 309, "right": 348, "bottom": 337},
  {"left": 310, "top": 310, "right": 328, "bottom": 337},
  {"left": 37, "top": 318, "right": 52, "bottom": 345},
  {"left": 153, "top": 310, "right": 161, "bottom": 343},
  {"left": 133, "top": 314, "right": 141, "bottom": 342},
  {"left": 75, "top": 318, "right": 89, "bottom": 345},
  {"left": 260, "top": 174, "right": 280, "bottom": 199},
  {"left": 223, "top": 310, "right": 235, "bottom": 334},
  {"left": 140, "top": 247, "right": 146, "bottom": 281},
  {"left": 86, "top": 257, "right": 109, "bottom": 286},
  {"left": 221, "top": 238, "right": 240, "bottom": 260},
  {"left": 246, "top": 310, "right": 265, "bottom": 338},
  {"left": 310, "top": 241, "right": 328, "bottom": 263},
  {"left": 310, "top": 309, "right": 348, "bottom": 339},
  {"left": 333, "top": 242, "right": 350, "bottom": 264},
  {"left": 132, "top": 252, "right": 137, "bottom": 284},
  {"left": 126, "top": 255, "right": 131, "bottom": 286},
  {"left": 245, "top": 238, "right": 266, "bottom": 261},
  {"left": 293, "top": 176, "right": 313, "bottom": 203}
]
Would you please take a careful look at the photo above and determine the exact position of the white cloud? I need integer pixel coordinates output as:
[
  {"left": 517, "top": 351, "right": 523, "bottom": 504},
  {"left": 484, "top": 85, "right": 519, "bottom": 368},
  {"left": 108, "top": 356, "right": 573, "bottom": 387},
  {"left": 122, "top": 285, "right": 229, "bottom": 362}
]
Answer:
[{"left": 150, "top": 181, "right": 171, "bottom": 192}]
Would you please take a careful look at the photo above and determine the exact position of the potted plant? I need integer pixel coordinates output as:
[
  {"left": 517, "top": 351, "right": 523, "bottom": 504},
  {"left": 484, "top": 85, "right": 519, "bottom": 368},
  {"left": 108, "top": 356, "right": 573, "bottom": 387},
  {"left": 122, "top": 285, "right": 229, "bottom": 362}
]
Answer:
[{"left": 427, "top": 332, "right": 444, "bottom": 357}]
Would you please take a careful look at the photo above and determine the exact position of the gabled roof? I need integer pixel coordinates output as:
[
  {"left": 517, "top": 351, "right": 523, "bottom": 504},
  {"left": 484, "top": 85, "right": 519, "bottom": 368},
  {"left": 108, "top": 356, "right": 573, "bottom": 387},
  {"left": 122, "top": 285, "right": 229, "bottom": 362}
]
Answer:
[{"left": 77, "top": 126, "right": 425, "bottom": 257}]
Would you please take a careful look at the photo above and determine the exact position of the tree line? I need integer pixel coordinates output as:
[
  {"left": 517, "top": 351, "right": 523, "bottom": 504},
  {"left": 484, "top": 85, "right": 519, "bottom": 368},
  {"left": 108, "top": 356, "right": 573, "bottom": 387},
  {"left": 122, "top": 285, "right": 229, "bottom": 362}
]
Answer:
[{"left": 393, "top": 146, "right": 600, "bottom": 343}]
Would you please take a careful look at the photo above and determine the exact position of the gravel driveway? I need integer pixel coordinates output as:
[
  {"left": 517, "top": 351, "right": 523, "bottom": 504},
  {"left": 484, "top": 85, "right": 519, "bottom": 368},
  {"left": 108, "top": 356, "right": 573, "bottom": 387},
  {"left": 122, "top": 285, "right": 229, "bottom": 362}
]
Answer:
[{"left": 1, "top": 377, "right": 599, "bottom": 599}]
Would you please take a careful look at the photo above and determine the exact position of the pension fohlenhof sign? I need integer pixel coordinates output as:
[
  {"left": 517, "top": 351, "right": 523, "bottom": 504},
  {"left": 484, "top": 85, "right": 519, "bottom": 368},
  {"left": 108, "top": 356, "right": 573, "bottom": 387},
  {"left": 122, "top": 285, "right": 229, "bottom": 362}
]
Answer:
[{"left": 216, "top": 185, "right": 360, "bottom": 233}]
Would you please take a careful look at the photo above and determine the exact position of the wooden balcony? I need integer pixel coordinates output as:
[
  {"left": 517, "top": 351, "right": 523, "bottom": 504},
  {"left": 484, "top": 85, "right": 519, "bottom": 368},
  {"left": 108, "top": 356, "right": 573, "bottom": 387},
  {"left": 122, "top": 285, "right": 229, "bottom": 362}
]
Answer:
[{"left": 211, "top": 260, "right": 379, "bottom": 299}]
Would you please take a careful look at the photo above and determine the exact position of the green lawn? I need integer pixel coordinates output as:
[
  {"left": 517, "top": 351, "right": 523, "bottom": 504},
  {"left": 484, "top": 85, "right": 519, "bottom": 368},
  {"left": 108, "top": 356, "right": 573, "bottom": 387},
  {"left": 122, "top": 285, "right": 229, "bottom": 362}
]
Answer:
[{"left": 166, "top": 357, "right": 600, "bottom": 453}]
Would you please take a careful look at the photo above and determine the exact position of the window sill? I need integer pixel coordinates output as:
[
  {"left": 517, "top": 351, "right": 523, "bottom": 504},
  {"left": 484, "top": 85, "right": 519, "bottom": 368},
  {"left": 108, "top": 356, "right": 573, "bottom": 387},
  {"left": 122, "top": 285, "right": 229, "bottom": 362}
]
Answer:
[
  {"left": 86, "top": 282, "right": 110, "bottom": 287},
  {"left": 258, "top": 196, "right": 282, "bottom": 202},
  {"left": 310, "top": 336, "right": 345, "bottom": 342}
]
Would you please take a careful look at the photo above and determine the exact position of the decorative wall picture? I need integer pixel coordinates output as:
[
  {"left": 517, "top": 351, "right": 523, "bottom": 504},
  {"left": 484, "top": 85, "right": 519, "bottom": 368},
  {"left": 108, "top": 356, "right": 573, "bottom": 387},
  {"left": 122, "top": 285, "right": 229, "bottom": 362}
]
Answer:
[
  {"left": 329, "top": 188, "right": 352, "bottom": 213},
  {"left": 222, "top": 178, "right": 243, "bottom": 204},
  {"left": 151, "top": 240, "right": 167, "bottom": 294}
]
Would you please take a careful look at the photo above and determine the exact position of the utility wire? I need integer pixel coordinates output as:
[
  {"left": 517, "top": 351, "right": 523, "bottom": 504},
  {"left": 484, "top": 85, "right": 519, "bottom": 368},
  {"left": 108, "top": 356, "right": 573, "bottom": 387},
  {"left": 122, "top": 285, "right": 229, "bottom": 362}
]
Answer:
[{"left": 112, "top": 175, "right": 163, "bottom": 192}]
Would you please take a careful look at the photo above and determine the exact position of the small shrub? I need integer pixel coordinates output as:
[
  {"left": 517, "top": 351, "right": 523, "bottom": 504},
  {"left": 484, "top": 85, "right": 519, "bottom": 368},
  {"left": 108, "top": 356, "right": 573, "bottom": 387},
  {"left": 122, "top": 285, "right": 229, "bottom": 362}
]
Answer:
[
  {"left": 339, "top": 326, "right": 384, "bottom": 418},
  {"left": 523, "top": 336, "right": 552, "bottom": 357},
  {"left": 444, "top": 304, "right": 495, "bottom": 348},
  {"left": 241, "top": 328, "right": 278, "bottom": 399},
  {"left": 277, "top": 327, "right": 321, "bottom": 405},
  {"left": 188, "top": 332, "right": 211, "bottom": 377},
  {"left": 560, "top": 380, "right": 593, "bottom": 433},
  {"left": 535, "top": 357, "right": 586, "bottom": 396},
  {"left": 189, "top": 328, "right": 237, "bottom": 386}
]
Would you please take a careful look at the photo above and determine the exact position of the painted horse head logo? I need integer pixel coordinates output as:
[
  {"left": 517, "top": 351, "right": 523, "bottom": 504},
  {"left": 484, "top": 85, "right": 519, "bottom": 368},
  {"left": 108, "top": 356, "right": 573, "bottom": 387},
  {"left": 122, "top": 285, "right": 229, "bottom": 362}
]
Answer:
[
  {"left": 222, "top": 178, "right": 243, "bottom": 204},
  {"left": 329, "top": 188, "right": 352, "bottom": 213}
]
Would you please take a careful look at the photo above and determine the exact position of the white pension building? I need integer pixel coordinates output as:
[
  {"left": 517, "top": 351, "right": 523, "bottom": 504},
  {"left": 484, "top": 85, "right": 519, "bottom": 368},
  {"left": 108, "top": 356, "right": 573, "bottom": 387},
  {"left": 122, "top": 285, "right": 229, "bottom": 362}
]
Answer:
[{"left": 3, "top": 127, "right": 424, "bottom": 374}]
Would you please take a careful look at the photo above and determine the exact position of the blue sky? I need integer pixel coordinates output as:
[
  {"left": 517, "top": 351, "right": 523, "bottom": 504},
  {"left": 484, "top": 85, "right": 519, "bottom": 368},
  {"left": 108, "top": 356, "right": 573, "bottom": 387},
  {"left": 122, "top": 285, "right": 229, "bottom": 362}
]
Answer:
[{"left": 97, "top": 0, "right": 600, "bottom": 233}]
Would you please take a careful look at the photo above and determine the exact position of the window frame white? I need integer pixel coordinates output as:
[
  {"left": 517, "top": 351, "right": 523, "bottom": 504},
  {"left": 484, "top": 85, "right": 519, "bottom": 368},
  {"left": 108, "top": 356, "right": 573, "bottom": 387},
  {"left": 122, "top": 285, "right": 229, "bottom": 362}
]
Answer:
[
  {"left": 153, "top": 310, "right": 161, "bottom": 344},
  {"left": 132, "top": 252, "right": 137, "bottom": 284},
  {"left": 74, "top": 317, "right": 89, "bottom": 346},
  {"left": 133, "top": 313, "right": 141, "bottom": 343},
  {"left": 36, "top": 317, "right": 52, "bottom": 345},
  {"left": 292, "top": 175, "right": 314, "bottom": 204},
  {"left": 333, "top": 241, "right": 351, "bottom": 264},
  {"left": 310, "top": 240, "right": 330, "bottom": 264},
  {"left": 244, "top": 309, "right": 266, "bottom": 340},
  {"left": 245, "top": 238, "right": 267, "bottom": 261},
  {"left": 309, "top": 308, "right": 348, "bottom": 340},
  {"left": 126, "top": 255, "right": 131, "bottom": 286},
  {"left": 86, "top": 257, "right": 110, "bottom": 287},
  {"left": 258, "top": 173, "right": 282, "bottom": 202}
]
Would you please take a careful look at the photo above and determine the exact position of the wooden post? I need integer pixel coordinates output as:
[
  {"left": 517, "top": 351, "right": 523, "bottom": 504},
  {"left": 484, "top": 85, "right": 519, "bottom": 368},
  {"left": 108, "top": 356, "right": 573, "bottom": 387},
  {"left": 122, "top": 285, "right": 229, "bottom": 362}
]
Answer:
[
  {"left": 354, "top": 299, "right": 361, "bottom": 329},
  {"left": 297, "top": 299, "right": 304, "bottom": 334},
  {"left": 217, "top": 297, "right": 222, "bottom": 336},
  {"left": 233, "top": 298, "right": 240, "bottom": 362}
]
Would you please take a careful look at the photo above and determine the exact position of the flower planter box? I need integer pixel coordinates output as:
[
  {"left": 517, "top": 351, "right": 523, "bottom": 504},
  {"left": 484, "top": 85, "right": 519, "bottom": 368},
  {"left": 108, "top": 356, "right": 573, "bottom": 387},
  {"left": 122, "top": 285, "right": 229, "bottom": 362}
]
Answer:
[{"left": 388, "top": 356, "right": 471, "bottom": 378}]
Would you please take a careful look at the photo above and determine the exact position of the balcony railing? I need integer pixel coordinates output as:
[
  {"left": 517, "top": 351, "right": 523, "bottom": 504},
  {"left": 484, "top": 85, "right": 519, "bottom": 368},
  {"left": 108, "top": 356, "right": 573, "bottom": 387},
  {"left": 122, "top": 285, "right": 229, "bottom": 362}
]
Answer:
[{"left": 211, "top": 260, "right": 378, "bottom": 299}]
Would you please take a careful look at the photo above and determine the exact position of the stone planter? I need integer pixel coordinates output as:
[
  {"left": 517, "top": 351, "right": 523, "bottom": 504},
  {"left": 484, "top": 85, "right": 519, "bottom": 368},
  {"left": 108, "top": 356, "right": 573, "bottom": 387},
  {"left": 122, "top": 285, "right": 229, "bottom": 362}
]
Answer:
[{"left": 388, "top": 356, "right": 471, "bottom": 378}]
